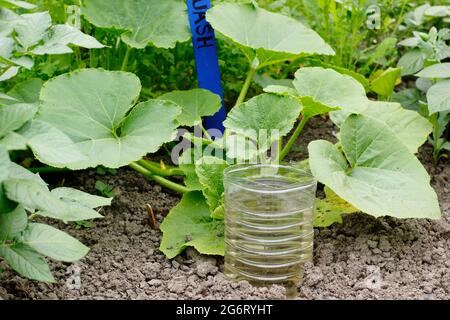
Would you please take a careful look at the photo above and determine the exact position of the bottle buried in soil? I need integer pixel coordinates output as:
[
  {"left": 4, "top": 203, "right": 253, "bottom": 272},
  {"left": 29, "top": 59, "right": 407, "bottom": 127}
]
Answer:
[{"left": 224, "top": 164, "right": 316, "bottom": 296}]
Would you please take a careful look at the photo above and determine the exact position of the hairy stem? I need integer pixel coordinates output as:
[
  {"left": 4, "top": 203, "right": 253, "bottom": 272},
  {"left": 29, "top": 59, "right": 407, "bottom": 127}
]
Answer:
[
  {"left": 28, "top": 166, "right": 70, "bottom": 174},
  {"left": 235, "top": 65, "right": 257, "bottom": 106},
  {"left": 121, "top": 46, "right": 131, "bottom": 71},
  {"left": 137, "top": 159, "right": 185, "bottom": 177},
  {"left": 280, "top": 116, "right": 309, "bottom": 161},
  {"left": 129, "top": 162, "right": 189, "bottom": 194}
]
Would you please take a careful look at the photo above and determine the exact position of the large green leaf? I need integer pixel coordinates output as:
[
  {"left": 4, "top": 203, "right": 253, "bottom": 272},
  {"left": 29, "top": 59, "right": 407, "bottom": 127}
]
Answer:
[
  {"left": 0, "top": 103, "right": 37, "bottom": 138},
  {"left": 416, "top": 63, "right": 450, "bottom": 78},
  {"left": 195, "top": 157, "right": 228, "bottom": 219},
  {"left": 18, "top": 120, "right": 87, "bottom": 168},
  {"left": 37, "top": 69, "right": 181, "bottom": 169},
  {"left": 0, "top": 132, "right": 27, "bottom": 151},
  {"left": 293, "top": 67, "right": 369, "bottom": 114},
  {"left": 206, "top": 3, "right": 334, "bottom": 67},
  {"left": 159, "top": 89, "right": 222, "bottom": 127},
  {"left": 427, "top": 80, "right": 450, "bottom": 114},
  {"left": 263, "top": 86, "right": 339, "bottom": 118},
  {"left": 308, "top": 114, "right": 440, "bottom": 219},
  {"left": 362, "top": 101, "right": 432, "bottom": 153},
  {"left": 82, "top": 0, "right": 190, "bottom": 49},
  {"left": 0, "top": 243, "right": 54, "bottom": 282},
  {"left": 160, "top": 192, "right": 224, "bottom": 259},
  {"left": 0, "top": 205, "right": 27, "bottom": 240},
  {"left": 22, "top": 223, "right": 89, "bottom": 262},
  {"left": 7, "top": 78, "right": 42, "bottom": 104},
  {"left": 224, "top": 93, "right": 301, "bottom": 150}
]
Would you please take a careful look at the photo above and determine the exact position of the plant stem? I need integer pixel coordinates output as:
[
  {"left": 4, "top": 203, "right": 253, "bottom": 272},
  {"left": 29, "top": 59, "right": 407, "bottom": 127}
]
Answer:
[
  {"left": 201, "top": 124, "right": 212, "bottom": 140},
  {"left": 235, "top": 65, "right": 257, "bottom": 106},
  {"left": 432, "top": 118, "right": 441, "bottom": 164},
  {"left": 390, "top": 0, "right": 408, "bottom": 37},
  {"left": 28, "top": 166, "right": 70, "bottom": 174},
  {"left": 280, "top": 116, "right": 309, "bottom": 161},
  {"left": 137, "top": 159, "right": 185, "bottom": 177},
  {"left": 121, "top": 46, "right": 131, "bottom": 71},
  {"left": 129, "top": 162, "right": 189, "bottom": 194}
]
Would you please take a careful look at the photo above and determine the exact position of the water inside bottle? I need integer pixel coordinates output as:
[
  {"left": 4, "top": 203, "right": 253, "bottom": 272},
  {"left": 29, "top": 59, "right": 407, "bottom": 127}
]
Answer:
[{"left": 224, "top": 176, "right": 315, "bottom": 296}]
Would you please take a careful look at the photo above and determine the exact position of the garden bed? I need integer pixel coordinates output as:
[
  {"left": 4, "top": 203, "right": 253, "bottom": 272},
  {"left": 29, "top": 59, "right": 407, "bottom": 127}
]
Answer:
[{"left": 1, "top": 118, "right": 449, "bottom": 300}]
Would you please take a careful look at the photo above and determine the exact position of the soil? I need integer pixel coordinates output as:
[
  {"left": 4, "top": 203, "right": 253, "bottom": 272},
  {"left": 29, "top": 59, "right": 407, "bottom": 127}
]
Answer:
[{"left": 0, "top": 117, "right": 449, "bottom": 300}]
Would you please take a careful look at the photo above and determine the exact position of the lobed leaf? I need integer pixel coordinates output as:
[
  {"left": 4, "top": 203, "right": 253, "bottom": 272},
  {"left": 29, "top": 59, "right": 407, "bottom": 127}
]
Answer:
[
  {"left": 293, "top": 67, "right": 368, "bottom": 114},
  {"left": 82, "top": 0, "right": 190, "bottom": 49},
  {"left": 160, "top": 192, "right": 224, "bottom": 259},
  {"left": 159, "top": 89, "right": 222, "bottom": 127},
  {"left": 37, "top": 69, "right": 181, "bottom": 169},
  {"left": 224, "top": 93, "right": 301, "bottom": 151},
  {"left": 362, "top": 101, "right": 432, "bottom": 153},
  {"left": 207, "top": 3, "right": 334, "bottom": 67},
  {"left": 308, "top": 114, "right": 441, "bottom": 219}
]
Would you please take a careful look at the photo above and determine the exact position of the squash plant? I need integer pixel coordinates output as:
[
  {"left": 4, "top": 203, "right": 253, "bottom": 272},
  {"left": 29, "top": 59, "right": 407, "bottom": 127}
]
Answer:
[
  {"left": 14, "top": 3, "right": 439, "bottom": 261},
  {"left": 0, "top": 0, "right": 443, "bottom": 276},
  {"left": 0, "top": 80, "right": 111, "bottom": 282}
]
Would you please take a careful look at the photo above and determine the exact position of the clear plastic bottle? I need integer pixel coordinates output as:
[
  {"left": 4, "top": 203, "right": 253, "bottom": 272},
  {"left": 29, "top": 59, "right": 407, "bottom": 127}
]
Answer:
[{"left": 223, "top": 164, "right": 316, "bottom": 295}]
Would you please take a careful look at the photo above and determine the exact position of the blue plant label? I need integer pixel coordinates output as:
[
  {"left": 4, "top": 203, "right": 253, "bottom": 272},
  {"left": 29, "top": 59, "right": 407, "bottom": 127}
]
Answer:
[{"left": 186, "top": 0, "right": 226, "bottom": 133}]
